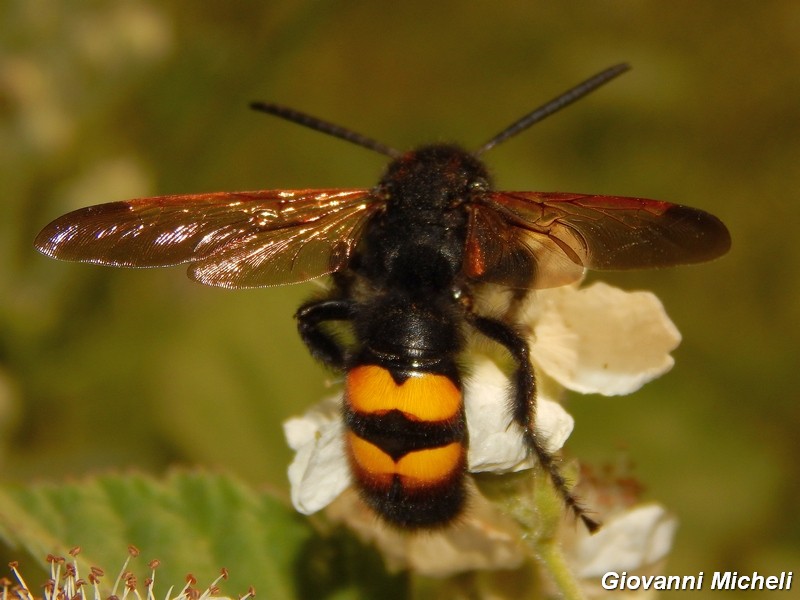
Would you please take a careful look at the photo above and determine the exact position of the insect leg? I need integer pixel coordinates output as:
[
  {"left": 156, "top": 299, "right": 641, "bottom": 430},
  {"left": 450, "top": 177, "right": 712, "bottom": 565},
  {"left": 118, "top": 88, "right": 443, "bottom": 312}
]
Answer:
[
  {"left": 469, "top": 314, "right": 599, "bottom": 532},
  {"left": 295, "top": 298, "right": 356, "bottom": 371}
]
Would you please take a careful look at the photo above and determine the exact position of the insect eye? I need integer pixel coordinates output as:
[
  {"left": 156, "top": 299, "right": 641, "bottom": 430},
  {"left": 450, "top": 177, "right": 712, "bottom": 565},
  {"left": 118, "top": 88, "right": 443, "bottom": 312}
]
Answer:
[{"left": 470, "top": 179, "right": 488, "bottom": 192}]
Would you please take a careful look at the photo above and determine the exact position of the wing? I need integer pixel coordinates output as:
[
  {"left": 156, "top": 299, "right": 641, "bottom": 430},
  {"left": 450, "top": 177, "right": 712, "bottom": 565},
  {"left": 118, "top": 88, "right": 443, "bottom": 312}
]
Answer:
[
  {"left": 464, "top": 191, "right": 731, "bottom": 289},
  {"left": 35, "top": 189, "right": 379, "bottom": 288}
]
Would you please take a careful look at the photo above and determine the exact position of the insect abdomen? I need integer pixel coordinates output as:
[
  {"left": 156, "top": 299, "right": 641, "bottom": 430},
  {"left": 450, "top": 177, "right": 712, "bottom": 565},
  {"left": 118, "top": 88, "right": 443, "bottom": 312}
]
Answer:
[{"left": 344, "top": 364, "right": 467, "bottom": 528}]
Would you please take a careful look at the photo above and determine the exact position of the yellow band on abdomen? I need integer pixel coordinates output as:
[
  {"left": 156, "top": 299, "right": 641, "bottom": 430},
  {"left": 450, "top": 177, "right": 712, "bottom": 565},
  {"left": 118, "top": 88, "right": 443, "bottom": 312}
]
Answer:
[
  {"left": 346, "top": 365, "right": 461, "bottom": 422},
  {"left": 346, "top": 431, "right": 464, "bottom": 488}
]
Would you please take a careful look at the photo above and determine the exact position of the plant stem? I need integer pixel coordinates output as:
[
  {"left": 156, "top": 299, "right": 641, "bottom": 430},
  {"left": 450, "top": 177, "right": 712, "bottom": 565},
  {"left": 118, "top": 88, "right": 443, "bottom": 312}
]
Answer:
[{"left": 536, "top": 538, "right": 586, "bottom": 600}]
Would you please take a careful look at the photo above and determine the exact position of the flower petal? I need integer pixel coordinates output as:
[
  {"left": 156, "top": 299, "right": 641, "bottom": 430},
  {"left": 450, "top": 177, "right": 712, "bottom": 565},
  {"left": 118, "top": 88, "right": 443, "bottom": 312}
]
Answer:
[
  {"left": 326, "top": 486, "right": 526, "bottom": 576},
  {"left": 284, "top": 396, "right": 350, "bottom": 514},
  {"left": 466, "top": 359, "right": 574, "bottom": 473},
  {"left": 573, "top": 503, "right": 678, "bottom": 578},
  {"left": 530, "top": 282, "right": 681, "bottom": 395}
]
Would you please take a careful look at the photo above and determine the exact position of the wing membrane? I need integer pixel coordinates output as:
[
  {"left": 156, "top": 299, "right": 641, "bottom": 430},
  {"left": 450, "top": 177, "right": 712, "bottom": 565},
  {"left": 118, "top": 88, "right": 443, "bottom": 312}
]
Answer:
[
  {"left": 465, "top": 191, "right": 731, "bottom": 289},
  {"left": 35, "top": 189, "right": 377, "bottom": 287}
]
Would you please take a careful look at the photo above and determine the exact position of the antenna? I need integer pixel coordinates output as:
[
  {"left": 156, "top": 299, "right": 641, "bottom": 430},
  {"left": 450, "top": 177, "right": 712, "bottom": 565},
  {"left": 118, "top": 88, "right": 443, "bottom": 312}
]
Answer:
[
  {"left": 474, "top": 63, "right": 631, "bottom": 156},
  {"left": 249, "top": 102, "right": 402, "bottom": 159}
]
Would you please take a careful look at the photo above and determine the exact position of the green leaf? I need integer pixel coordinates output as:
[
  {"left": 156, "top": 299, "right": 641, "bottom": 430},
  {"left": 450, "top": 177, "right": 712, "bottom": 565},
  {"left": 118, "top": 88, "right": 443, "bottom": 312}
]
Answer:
[{"left": 0, "top": 470, "right": 314, "bottom": 599}]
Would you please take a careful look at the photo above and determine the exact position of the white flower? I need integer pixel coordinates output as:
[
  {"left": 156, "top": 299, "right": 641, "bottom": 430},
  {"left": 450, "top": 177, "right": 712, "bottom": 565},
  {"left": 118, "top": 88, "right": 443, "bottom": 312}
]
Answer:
[
  {"left": 285, "top": 281, "right": 681, "bottom": 517},
  {"left": 572, "top": 503, "right": 678, "bottom": 579},
  {"left": 282, "top": 281, "right": 682, "bottom": 581},
  {"left": 324, "top": 485, "right": 528, "bottom": 576},
  {"left": 283, "top": 396, "right": 349, "bottom": 515},
  {"left": 524, "top": 281, "right": 681, "bottom": 396},
  {"left": 465, "top": 359, "right": 573, "bottom": 473},
  {"left": 283, "top": 359, "right": 575, "bottom": 516}
]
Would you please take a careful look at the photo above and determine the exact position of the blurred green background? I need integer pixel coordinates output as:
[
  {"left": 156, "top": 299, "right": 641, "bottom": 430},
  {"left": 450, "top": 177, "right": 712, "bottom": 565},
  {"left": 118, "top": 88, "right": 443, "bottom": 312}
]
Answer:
[{"left": 2, "top": 1, "right": 798, "bottom": 596}]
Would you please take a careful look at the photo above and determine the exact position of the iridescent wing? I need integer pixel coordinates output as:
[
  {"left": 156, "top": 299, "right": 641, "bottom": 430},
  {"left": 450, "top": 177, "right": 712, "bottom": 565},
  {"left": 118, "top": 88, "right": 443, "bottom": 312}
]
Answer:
[
  {"left": 35, "top": 189, "right": 379, "bottom": 288},
  {"left": 464, "top": 191, "right": 731, "bottom": 289}
]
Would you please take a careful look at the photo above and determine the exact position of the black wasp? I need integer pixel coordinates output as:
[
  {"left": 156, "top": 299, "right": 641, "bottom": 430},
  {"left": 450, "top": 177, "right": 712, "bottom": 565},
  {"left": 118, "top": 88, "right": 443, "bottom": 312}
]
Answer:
[{"left": 35, "top": 64, "right": 730, "bottom": 531}]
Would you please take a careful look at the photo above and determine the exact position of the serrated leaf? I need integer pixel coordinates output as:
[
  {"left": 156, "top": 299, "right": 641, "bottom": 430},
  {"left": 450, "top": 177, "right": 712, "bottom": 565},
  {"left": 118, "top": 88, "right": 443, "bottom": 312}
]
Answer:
[{"left": 0, "top": 470, "right": 314, "bottom": 600}]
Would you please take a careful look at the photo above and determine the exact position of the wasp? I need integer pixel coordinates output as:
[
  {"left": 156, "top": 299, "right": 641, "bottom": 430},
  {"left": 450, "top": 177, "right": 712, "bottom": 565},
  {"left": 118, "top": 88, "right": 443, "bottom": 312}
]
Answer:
[{"left": 35, "top": 64, "right": 730, "bottom": 530}]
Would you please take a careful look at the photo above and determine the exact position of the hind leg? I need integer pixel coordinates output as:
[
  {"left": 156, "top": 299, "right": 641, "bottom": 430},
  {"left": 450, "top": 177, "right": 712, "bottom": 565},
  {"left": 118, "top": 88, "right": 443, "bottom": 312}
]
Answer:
[{"left": 469, "top": 313, "right": 599, "bottom": 532}]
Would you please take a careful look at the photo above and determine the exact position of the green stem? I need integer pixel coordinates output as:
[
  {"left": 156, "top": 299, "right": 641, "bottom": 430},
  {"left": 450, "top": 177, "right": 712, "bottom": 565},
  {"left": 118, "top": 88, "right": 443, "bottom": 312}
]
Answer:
[
  {"left": 537, "top": 539, "right": 586, "bottom": 600},
  {"left": 515, "top": 469, "right": 587, "bottom": 600}
]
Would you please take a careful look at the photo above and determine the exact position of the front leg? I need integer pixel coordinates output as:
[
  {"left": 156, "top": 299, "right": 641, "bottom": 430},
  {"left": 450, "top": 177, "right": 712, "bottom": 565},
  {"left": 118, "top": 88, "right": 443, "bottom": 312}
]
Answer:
[
  {"left": 295, "top": 298, "right": 356, "bottom": 371},
  {"left": 469, "top": 313, "right": 599, "bottom": 532}
]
